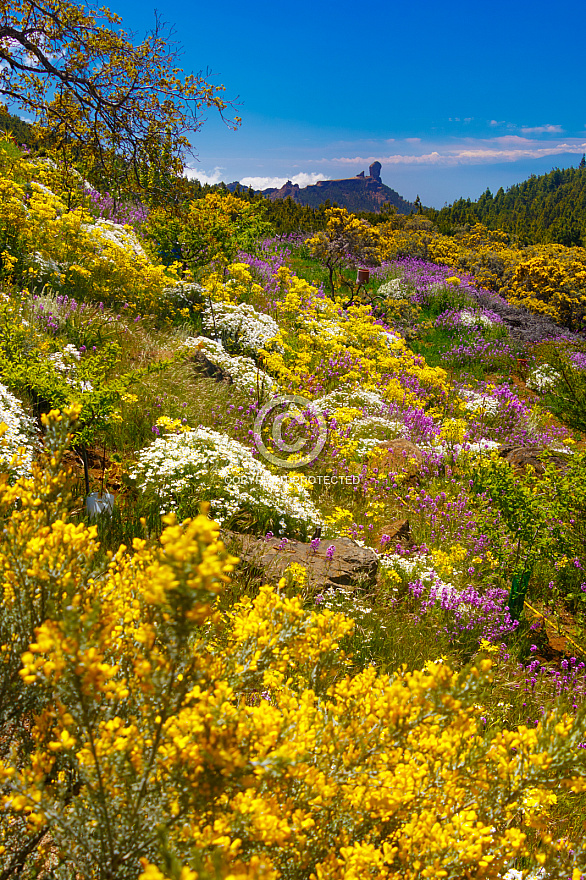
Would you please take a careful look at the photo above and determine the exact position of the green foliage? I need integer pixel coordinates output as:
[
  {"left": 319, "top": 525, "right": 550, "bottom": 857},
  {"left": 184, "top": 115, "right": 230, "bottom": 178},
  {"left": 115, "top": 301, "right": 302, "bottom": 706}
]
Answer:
[
  {"left": 145, "top": 194, "right": 273, "bottom": 271},
  {"left": 0, "top": 292, "right": 176, "bottom": 450},
  {"left": 537, "top": 341, "right": 586, "bottom": 434},
  {"left": 429, "top": 163, "right": 586, "bottom": 247},
  {"left": 467, "top": 453, "right": 551, "bottom": 577}
]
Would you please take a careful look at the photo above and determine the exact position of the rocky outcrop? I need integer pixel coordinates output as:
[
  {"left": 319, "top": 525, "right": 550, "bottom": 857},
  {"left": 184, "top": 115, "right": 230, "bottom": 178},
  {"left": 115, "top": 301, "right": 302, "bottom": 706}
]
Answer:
[
  {"left": 497, "top": 444, "right": 570, "bottom": 474},
  {"left": 263, "top": 162, "right": 414, "bottom": 215},
  {"left": 265, "top": 180, "right": 301, "bottom": 202},
  {"left": 373, "top": 439, "right": 425, "bottom": 477},
  {"left": 223, "top": 531, "right": 379, "bottom": 590},
  {"left": 471, "top": 288, "right": 584, "bottom": 344}
]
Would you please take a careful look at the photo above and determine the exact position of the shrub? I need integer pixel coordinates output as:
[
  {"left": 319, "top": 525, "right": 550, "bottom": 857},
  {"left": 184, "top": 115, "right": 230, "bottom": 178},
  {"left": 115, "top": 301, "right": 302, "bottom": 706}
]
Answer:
[{"left": 1, "top": 410, "right": 586, "bottom": 879}]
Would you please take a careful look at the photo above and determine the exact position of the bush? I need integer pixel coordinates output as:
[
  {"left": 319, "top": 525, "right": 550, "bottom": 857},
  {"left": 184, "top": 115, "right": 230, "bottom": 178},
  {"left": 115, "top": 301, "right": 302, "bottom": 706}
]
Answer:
[{"left": 2, "top": 409, "right": 586, "bottom": 880}]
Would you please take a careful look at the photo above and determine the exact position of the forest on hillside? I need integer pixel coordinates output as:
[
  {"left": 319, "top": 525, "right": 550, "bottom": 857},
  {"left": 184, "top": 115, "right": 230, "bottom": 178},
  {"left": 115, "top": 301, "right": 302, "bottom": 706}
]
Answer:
[{"left": 428, "top": 160, "right": 586, "bottom": 247}]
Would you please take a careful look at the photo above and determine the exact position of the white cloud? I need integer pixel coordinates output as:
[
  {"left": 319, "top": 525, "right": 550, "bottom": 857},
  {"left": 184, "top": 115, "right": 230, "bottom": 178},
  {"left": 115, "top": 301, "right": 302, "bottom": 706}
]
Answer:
[
  {"left": 405, "top": 137, "right": 421, "bottom": 144},
  {"left": 332, "top": 137, "right": 586, "bottom": 168},
  {"left": 239, "top": 172, "right": 329, "bottom": 190},
  {"left": 184, "top": 166, "right": 225, "bottom": 185},
  {"left": 520, "top": 124, "right": 563, "bottom": 135}
]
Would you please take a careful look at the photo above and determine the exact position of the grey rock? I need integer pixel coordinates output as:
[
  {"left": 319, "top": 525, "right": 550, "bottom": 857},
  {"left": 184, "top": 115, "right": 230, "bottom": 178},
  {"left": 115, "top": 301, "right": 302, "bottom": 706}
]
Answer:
[
  {"left": 498, "top": 443, "right": 570, "bottom": 474},
  {"left": 222, "top": 531, "right": 378, "bottom": 590}
]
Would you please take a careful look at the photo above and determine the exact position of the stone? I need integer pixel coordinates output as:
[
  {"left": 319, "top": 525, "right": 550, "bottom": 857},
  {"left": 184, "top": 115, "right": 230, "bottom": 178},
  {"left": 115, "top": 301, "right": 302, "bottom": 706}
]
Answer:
[
  {"left": 376, "top": 518, "right": 413, "bottom": 552},
  {"left": 222, "top": 531, "right": 378, "bottom": 590},
  {"left": 369, "top": 161, "right": 382, "bottom": 181},
  {"left": 192, "top": 349, "right": 233, "bottom": 384},
  {"left": 372, "top": 439, "right": 424, "bottom": 477},
  {"left": 497, "top": 444, "right": 570, "bottom": 475}
]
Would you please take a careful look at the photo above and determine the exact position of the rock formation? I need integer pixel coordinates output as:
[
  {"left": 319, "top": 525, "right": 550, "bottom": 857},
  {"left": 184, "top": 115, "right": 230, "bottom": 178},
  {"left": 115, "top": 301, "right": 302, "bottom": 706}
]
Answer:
[{"left": 263, "top": 162, "right": 414, "bottom": 215}]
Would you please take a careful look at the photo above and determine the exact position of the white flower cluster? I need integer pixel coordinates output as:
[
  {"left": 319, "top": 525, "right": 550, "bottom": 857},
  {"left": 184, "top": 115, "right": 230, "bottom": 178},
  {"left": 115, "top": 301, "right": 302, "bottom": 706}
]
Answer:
[
  {"left": 377, "top": 277, "right": 412, "bottom": 300},
  {"left": 202, "top": 301, "right": 281, "bottom": 355},
  {"left": 527, "top": 364, "right": 560, "bottom": 392},
  {"left": 0, "top": 383, "right": 37, "bottom": 477},
  {"left": 383, "top": 331, "right": 401, "bottom": 348},
  {"left": 83, "top": 218, "right": 147, "bottom": 260},
  {"left": 314, "top": 386, "right": 389, "bottom": 416},
  {"left": 352, "top": 417, "right": 406, "bottom": 454},
  {"left": 460, "top": 388, "right": 500, "bottom": 415},
  {"left": 502, "top": 870, "right": 545, "bottom": 880},
  {"left": 129, "top": 426, "right": 322, "bottom": 531},
  {"left": 459, "top": 309, "right": 495, "bottom": 328},
  {"left": 183, "top": 336, "right": 278, "bottom": 396},
  {"left": 421, "top": 437, "right": 500, "bottom": 460},
  {"left": 48, "top": 344, "right": 93, "bottom": 392},
  {"left": 314, "top": 386, "right": 405, "bottom": 452},
  {"left": 314, "top": 587, "right": 382, "bottom": 654},
  {"left": 27, "top": 252, "right": 61, "bottom": 281}
]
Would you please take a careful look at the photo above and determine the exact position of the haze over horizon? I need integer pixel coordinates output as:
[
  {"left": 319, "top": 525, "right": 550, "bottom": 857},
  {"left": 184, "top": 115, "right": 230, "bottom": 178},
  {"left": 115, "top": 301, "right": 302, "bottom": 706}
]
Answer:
[{"left": 83, "top": 0, "right": 586, "bottom": 208}]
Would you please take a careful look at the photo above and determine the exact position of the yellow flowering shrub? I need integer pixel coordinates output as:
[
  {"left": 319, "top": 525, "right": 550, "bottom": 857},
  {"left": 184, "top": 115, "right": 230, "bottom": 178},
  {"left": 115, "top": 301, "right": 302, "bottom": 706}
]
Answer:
[
  {"left": 145, "top": 193, "right": 273, "bottom": 273},
  {"left": 257, "top": 268, "right": 449, "bottom": 407},
  {"left": 0, "top": 142, "right": 181, "bottom": 320},
  {"left": 1, "top": 410, "right": 586, "bottom": 879},
  {"left": 378, "top": 221, "right": 586, "bottom": 330}
]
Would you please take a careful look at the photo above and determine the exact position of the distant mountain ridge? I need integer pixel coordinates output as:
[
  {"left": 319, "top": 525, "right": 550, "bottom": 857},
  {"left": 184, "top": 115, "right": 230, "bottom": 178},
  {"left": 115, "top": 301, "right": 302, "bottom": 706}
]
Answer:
[{"left": 229, "top": 162, "right": 415, "bottom": 215}]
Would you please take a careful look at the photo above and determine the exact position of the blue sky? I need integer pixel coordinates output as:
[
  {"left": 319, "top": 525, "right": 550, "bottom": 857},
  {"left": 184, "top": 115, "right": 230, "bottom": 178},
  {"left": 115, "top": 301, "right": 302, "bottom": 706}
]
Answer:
[{"left": 104, "top": 0, "right": 586, "bottom": 206}]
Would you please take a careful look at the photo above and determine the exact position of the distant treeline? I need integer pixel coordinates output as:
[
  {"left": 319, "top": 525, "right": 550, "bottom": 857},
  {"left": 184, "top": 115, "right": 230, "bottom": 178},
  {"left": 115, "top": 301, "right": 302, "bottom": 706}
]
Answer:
[
  {"left": 427, "top": 158, "right": 586, "bottom": 248},
  {"left": 209, "top": 184, "right": 408, "bottom": 235},
  {"left": 0, "top": 108, "right": 37, "bottom": 146}
]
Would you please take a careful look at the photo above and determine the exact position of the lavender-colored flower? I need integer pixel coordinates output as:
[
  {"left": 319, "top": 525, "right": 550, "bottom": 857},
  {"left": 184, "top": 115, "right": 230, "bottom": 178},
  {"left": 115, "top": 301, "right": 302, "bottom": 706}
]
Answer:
[{"left": 326, "top": 544, "right": 336, "bottom": 560}]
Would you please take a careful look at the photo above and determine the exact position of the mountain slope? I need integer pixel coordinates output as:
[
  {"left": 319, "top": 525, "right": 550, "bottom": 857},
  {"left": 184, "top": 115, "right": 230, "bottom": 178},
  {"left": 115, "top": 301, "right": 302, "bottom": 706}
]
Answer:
[
  {"left": 429, "top": 160, "right": 586, "bottom": 246},
  {"left": 257, "top": 162, "right": 414, "bottom": 215}
]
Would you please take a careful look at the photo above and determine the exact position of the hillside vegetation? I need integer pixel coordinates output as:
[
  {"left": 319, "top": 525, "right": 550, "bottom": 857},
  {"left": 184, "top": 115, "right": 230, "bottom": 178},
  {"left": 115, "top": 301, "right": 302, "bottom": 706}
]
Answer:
[
  {"left": 3, "top": 126, "right": 586, "bottom": 880},
  {"left": 428, "top": 161, "right": 586, "bottom": 248}
]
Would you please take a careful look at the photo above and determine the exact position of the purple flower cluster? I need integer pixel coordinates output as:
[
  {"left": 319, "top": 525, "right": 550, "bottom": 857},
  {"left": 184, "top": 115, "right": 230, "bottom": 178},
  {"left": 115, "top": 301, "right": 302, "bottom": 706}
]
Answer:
[
  {"left": 87, "top": 187, "right": 149, "bottom": 226},
  {"left": 570, "top": 350, "right": 586, "bottom": 370},
  {"left": 434, "top": 308, "right": 504, "bottom": 330},
  {"left": 32, "top": 293, "right": 87, "bottom": 334},
  {"left": 373, "top": 257, "right": 506, "bottom": 310},
  {"left": 460, "top": 380, "right": 569, "bottom": 445},
  {"left": 443, "top": 335, "right": 514, "bottom": 369},
  {"left": 409, "top": 577, "right": 519, "bottom": 647}
]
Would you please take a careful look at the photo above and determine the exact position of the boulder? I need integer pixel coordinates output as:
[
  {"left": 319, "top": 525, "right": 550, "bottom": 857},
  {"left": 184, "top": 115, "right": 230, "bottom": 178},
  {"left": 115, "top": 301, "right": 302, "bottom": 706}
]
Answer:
[
  {"left": 377, "top": 518, "right": 413, "bottom": 550},
  {"left": 497, "top": 444, "right": 570, "bottom": 475},
  {"left": 192, "top": 349, "right": 233, "bottom": 384},
  {"left": 223, "top": 531, "right": 378, "bottom": 590},
  {"left": 373, "top": 439, "right": 424, "bottom": 477}
]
